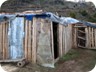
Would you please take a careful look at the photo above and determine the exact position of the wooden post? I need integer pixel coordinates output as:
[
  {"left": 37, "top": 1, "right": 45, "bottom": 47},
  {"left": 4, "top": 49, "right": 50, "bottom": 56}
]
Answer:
[
  {"left": 50, "top": 22, "right": 55, "bottom": 64},
  {"left": 2, "top": 23, "right": 6, "bottom": 60},
  {"left": 24, "top": 20, "right": 28, "bottom": 60},
  {"left": 32, "top": 18, "right": 37, "bottom": 63},
  {"left": 58, "top": 24, "right": 63, "bottom": 56},
  {"left": 28, "top": 21, "right": 32, "bottom": 61},
  {"left": 0, "top": 24, "right": 3, "bottom": 59},
  {"left": 88, "top": 27, "right": 91, "bottom": 47},
  {"left": 74, "top": 25, "right": 78, "bottom": 48},
  {"left": 95, "top": 29, "right": 96, "bottom": 47},
  {"left": 85, "top": 27, "right": 88, "bottom": 47},
  {"left": 91, "top": 28, "right": 94, "bottom": 47},
  {"left": 5, "top": 22, "right": 9, "bottom": 59}
]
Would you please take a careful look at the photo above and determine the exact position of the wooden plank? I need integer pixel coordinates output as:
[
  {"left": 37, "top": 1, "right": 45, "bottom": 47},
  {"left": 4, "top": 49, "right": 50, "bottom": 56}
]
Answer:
[
  {"left": 2, "top": 23, "right": 6, "bottom": 60},
  {"left": 64, "top": 26, "right": 67, "bottom": 54},
  {"left": 0, "top": 24, "right": 3, "bottom": 60},
  {"left": 94, "top": 28, "right": 95, "bottom": 47},
  {"left": 88, "top": 27, "right": 91, "bottom": 47},
  {"left": 5, "top": 22, "right": 9, "bottom": 59},
  {"left": 73, "top": 25, "right": 78, "bottom": 48},
  {"left": 91, "top": 28, "right": 94, "bottom": 47},
  {"left": 0, "top": 58, "right": 25, "bottom": 62},
  {"left": 50, "top": 22, "right": 55, "bottom": 64},
  {"left": 74, "top": 26, "right": 87, "bottom": 28},
  {"left": 95, "top": 29, "right": 96, "bottom": 47},
  {"left": 27, "top": 21, "right": 32, "bottom": 61},
  {"left": 32, "top": 18, "right": 37, "bottom": 63},
  {"left": 58, "top": 24, "right": 63, "bottom": 56},
  {"left": 85, "top": 27, "right": 89, "bottom": 48},
  {"left": 24, "top": 20, "right": 28, "bottom": 60},
  {"left": 77, "top": 36, "right": 86, "bottom": 40},
  {"left": 78, "top": 30, "right": 86, "bottom": 33}
]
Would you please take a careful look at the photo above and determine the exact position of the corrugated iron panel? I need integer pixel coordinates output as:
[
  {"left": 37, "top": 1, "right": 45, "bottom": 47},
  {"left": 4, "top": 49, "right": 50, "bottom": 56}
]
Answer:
[{"left": 9, "top": 17, "right": 24, "bottom": 60}]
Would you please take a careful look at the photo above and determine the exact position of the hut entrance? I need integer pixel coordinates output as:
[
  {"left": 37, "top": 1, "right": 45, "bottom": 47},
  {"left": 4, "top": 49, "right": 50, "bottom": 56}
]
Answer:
[{"left": 53, "top": 22, "right": 59, "bottom": 59}]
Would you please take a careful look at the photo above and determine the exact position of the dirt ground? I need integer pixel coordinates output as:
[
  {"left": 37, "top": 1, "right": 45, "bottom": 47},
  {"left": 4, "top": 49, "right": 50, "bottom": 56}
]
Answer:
[{"left": 1, "top": 48, "right": 96, "bottom": 72}]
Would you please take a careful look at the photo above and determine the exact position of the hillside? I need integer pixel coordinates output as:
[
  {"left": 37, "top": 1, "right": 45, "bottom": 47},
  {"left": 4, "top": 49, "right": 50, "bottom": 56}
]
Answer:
[{"left": 1, "top": 0, "right": 96, "bottom": 22}]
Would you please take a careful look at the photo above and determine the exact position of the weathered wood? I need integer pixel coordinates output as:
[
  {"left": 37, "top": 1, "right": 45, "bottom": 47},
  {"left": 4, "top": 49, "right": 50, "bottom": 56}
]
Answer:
[
  {"left": 0, "top": 58, "right": 25, "bottom": 62},
  {"left": 24, "top": 20, "right": 28, "bottom": 60},
  {"left": 2, "top": 23, "right": 6, "bottom": 60},
  {"left": 5, "top": 22, "right": 9, "bottom": 59},
  {"left": 32, "top": 18, "right": 37, "bottom": 63},
  {"left": 78, "top": 30, "right": 85, "bottom": 33},
  {"left": 51, "top": 22, "right": 55, "bottom": 63},
  {"left": 88, "top": 27, "right": 91, "bottom": 47},
  {"left": 63, "top": 25, "right": 72, "bottom": 54},
  {"left": 85, "top": 28, "right": 89, "bottom": 47},
  {"left": 95, "top": 29, "right": 96, "bottom": 47},
  {"left": 73, "top": 25, "right": 78, "bottom": 48},
  {"left": 58, "top": 24, "right": 63, "bottom": 56},
  {"left": 27, "top": 21, "right": 32, "bottom": 61},
  {"left": 0, "top": 24, "right": 3, "bottom": 60},
  {"left": 91, "top": 28, "right": 94, "bottom": 47},
  {"left": 74, "top": 26, "right": 87, "bottom": 28},
  {"left": 77, "top": 36, "right": 86, "bottom": 40}
]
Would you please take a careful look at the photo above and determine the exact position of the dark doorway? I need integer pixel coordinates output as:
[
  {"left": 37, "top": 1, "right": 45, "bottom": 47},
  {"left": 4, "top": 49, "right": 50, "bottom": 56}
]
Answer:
[{"left": 53, "top": 22, "right": 59, "bottom": 59}]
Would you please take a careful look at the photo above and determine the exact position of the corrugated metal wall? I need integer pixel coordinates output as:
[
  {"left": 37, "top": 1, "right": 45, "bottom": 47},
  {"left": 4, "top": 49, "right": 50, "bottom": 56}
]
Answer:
[{"left": 9, "top": 17, "right": 24, "bottom": 60}]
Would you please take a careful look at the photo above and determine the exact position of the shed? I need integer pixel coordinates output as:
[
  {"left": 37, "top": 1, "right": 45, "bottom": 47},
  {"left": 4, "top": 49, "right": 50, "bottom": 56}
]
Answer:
[
  {"left": 0, "top": 10, "right": 73, "bottom": 67},
  {"left": 73, "top": 23, "right": 96, "bottom": 49}
]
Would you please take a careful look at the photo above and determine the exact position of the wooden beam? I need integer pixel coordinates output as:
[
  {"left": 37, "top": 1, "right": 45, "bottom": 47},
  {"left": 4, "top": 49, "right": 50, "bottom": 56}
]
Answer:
[
  {"left": 2, "top": 23, "right": 6, "bottom": 60},
  {"left": 88, "top": 27, "right": 91, "bottom": 47},
  {"left": 58, "top": 24, "right": 63, "bottom": 56},
  {"left": 28, "top": 21, "right": 32, "bottom": 61},
  {"left": 95, "top": 29, "right": 96, "bottom": 47},
  {"left": 32, "top": 18, "right": 37, "bottom": 63},
  {"left": 24, "top": 20, "right": 28, "bottom": 60},
  {"left": 77, "top": 36, "right": 86, "bottom": 40},
  {"left": 78, "top": 30, "right": 85, "bottom": 33},
  {"left": 50, "top": 22, "right": 55, "bottom": 64},
  {"left": 91, "top": 28, "right": 94, "bottom": 47},
  {"left": 85, "top": 27, "right": 89, "bottom": 48},
  {"left": 0, "top": 24, "right": 3, "bottom": 60},
  {"left": 5, "top": 22, "right": 9, "bottom": 59}
]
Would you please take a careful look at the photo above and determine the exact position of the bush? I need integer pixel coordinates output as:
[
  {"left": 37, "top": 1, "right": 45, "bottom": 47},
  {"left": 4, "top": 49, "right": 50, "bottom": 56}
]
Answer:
[
  {"left": 69, "top": 12, "right": 76, "bottom": 18},
  {"left": 93, "top": 13, "right": 96, "bottom": 18},
  {"left": 79, "top": 10, "right": 88, "bottom": 16}
]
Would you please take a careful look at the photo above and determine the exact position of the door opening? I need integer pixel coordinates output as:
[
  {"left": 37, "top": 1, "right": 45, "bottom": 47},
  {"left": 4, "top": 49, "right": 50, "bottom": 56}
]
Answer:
[{"left": 53, "top": 22, "right": 59, "bottom": 59}]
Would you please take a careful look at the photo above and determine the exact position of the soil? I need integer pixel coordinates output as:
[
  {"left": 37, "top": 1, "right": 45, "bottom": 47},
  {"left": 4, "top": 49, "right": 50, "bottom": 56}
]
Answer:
[{"left": 1, "top": 48, "right": 96, "bottom": 72}]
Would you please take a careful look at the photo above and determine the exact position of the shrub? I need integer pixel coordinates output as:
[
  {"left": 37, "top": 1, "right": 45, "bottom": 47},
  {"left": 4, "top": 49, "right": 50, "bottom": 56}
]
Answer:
[
  {"left": 79, "top": 10, "right": 88, "bottom": 16},
  {"left": 69, "top": 12, "right": 76, "bottom": 18}
]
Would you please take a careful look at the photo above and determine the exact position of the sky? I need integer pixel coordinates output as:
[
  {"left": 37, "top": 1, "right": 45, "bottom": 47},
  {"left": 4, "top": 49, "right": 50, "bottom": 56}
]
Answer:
[{"left": 0, "top": 0, "right": 6, "bottom": 7}]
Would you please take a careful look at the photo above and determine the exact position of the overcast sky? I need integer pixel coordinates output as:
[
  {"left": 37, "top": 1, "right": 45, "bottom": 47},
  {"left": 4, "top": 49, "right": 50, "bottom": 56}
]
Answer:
[{"left": 0, "top": 0, "right": 96, "bottom": 7}]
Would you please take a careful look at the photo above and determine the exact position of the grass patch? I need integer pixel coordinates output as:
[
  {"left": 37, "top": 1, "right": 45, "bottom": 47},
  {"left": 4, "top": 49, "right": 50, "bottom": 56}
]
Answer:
[{"left": 61, "top": 49, "right": 80, "bottom": 61}]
